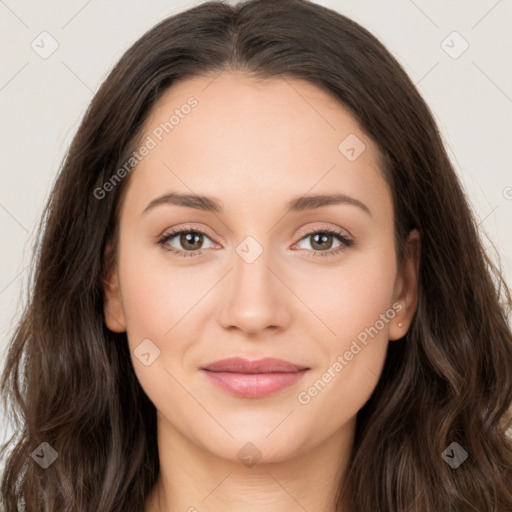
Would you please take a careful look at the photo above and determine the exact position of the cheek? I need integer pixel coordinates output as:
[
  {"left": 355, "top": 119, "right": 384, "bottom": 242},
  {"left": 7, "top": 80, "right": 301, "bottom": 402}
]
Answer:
[
  {"left": 120, "top": 268, "right": 174, "bottom": 340},
  {"left": 331, "top": 246, "right": 397, "bottom": 374},
  {"left": 116, "top": 249, "right": 203, "bottom": 413},
  {"left": 117, "top": 240, "right": 209, "bottom": 341},
  {"left": 294, "top": 243, "right": 397, "bottom": 415},
  {"left": 291, "top": 240, "right": 397, "bottom": 341},
  {"left": 296, "top": 301, "right": 392, "bottom": 436}
]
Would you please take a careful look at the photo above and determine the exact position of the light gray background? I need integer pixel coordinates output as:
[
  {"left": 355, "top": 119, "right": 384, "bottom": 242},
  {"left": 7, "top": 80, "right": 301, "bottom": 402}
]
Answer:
[{"left": 1, "top": 0, "right": 511, "bottom": 446}]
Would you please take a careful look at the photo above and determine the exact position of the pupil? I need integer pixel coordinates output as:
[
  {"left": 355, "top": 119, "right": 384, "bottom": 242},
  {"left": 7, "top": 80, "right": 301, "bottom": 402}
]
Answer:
[
  {"left": 312, "top": 233, "right": 332, "bottom": 250},
  {"left": 182, "top": 232, "right": 202, "bottom": 250}
]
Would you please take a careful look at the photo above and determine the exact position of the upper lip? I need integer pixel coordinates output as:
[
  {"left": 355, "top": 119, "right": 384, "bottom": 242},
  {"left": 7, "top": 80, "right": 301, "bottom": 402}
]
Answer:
[{"left": 201, "top": 357, "right": 309, "bottom": 374}]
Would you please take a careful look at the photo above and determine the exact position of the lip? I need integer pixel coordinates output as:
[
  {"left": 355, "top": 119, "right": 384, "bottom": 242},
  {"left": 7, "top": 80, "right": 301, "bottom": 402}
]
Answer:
[{"left": 201, "top": 357, "right": 310, "bottom": 399}]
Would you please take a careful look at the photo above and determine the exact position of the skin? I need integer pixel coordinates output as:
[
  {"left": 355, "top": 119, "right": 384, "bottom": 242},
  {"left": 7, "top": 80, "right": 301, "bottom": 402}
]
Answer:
[{"left": 103, "top": 71, "right": 420, "bottom": 512}]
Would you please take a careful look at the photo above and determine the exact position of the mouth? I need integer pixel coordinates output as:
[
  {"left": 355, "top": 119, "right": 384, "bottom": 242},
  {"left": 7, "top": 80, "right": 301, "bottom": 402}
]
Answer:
[{"left": 200, "top": 357, "right": 310, "bottom": 399}]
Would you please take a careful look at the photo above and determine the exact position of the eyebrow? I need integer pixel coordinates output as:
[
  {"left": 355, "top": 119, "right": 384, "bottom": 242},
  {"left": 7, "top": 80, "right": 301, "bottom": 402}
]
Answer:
[{"left": 142, "top": 192, "right": 371, "bottom": 217}]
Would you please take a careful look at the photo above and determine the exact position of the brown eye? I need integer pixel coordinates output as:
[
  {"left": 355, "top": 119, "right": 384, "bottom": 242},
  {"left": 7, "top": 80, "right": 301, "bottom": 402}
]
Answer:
[
  {"left": 293, "top": 228, "right": 354, "bottom": 258},
  {"left": 178, "top": 231, "right": 204, "bottom": 251},
  {"left": 157, "top": 228, "right": 215, "bottom": 257},
  {"left": 309, "top": 232, "right": 336, "bottom": 251}
]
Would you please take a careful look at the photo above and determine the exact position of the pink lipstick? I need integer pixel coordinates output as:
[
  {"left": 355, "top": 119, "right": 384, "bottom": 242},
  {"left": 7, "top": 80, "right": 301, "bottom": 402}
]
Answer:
[{"left": 200, "top": 357, "right": 309, "bottom": 399}]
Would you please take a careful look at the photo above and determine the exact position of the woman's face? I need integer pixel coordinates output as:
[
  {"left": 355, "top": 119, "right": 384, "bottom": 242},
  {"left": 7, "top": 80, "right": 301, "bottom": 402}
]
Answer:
[{"left": 104, "top": 71, "right": 418, "bottom": 464}]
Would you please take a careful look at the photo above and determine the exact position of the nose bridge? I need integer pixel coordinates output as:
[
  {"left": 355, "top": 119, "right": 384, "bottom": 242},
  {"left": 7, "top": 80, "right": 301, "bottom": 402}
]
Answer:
[
  {"left": 233, "top": 235, "right": 272, "bottom": 294},
  {"left": 217, "top": 233, "right": 291, "bottom": 334},
  {"left": 232, "top": 233, "right": 278, "bottom": 308}
]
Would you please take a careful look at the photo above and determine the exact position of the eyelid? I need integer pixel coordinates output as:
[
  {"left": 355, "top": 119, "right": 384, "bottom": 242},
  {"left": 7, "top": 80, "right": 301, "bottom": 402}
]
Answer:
[
  {"left": 158, "top": 223, "right": 215, "bottom": 241},
  {"left": 294, "top": 224, "right": 352, "bottom": 242}
]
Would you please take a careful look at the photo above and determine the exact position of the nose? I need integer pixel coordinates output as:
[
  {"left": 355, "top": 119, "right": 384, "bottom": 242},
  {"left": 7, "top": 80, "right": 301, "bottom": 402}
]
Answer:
[{"left": 217, "top": 244, "right": 292, "bottom": 337}]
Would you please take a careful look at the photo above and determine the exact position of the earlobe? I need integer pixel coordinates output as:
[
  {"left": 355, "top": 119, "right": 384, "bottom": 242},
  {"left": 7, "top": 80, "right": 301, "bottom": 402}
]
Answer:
[
  {"left": 102, "top": 245, "right": 126, "bottom": 333},
  {"left": 389, "top": 229, "right": 421, "bottom": 341}
]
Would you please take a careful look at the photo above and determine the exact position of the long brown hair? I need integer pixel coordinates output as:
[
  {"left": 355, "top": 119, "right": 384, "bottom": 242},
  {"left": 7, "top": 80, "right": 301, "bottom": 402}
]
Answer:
[{"left": 2, "top": 1, "right": 512, "bottom": 510}]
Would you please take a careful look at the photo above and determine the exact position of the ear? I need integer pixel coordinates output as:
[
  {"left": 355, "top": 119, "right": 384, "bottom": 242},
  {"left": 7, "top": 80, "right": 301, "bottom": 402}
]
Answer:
[
  {"left": 102, "top": 242, "right": 126, "bottom": 333},
  {"left": 388, "top": 229, "right": 420, "bottom": 341}
]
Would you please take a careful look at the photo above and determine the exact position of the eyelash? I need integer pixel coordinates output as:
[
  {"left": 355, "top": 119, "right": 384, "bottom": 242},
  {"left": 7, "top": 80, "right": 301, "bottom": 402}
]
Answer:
[{"left": 157, "top": 224, "right": 354, "bottom": 259}]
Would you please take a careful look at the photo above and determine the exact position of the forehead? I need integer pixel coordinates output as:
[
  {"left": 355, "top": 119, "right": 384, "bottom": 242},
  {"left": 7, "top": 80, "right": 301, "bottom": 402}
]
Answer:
[{"left": 120, "top": 72, "right": 392, "bottom": 220}]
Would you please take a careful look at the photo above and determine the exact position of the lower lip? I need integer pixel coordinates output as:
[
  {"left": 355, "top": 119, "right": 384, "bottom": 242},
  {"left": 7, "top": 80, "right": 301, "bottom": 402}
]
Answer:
[{"left": 202, "top": 369, "right": 308, "bottom": 398}]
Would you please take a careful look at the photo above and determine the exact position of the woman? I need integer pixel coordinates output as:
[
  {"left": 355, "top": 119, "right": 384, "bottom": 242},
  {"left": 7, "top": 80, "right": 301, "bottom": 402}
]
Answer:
[{"left": 1, "top": 0, "right": 511, "bottom": 510}]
